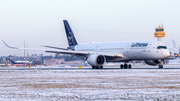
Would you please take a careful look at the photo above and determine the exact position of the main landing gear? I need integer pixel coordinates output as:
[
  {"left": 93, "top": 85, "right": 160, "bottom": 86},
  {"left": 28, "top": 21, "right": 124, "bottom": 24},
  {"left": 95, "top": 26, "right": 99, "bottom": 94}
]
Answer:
[
  {"left": 120, "top": 62, "right": 131, "bottom": 69},
  {"left": 92, "top": 66, "right": 103, "bottom": 69}
]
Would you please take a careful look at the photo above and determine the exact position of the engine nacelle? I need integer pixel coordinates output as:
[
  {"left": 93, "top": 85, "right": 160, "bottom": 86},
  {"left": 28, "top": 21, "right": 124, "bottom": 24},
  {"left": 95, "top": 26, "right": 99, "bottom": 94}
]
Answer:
[
  {"left": 87, "top": 54, "right": 106, "bottom": 66},
  {"left": 144, "top": 60, "right": 160, "bottom": 66}
]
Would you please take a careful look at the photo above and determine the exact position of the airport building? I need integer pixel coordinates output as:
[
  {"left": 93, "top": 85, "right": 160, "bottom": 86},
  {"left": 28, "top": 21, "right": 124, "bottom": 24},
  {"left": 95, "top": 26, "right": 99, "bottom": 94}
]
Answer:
[
  {"left": 44, "top": 58, "right": 63, "bottom": 65},
  {"left": 0, "top": 54, "right": 85, "bottom": 67},
  {"left": 154, "top": 25, "right": 165, "bottom": 42}
]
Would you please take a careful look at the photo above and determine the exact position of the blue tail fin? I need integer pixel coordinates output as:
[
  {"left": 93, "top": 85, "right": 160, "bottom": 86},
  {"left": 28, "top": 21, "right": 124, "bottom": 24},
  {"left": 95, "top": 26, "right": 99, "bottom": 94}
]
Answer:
[
  {"left": 9, "top": 55, "right": 15, "bottom": 64},
  {"left": 63, "top": 20, "right": 78, "bottom": 46}
]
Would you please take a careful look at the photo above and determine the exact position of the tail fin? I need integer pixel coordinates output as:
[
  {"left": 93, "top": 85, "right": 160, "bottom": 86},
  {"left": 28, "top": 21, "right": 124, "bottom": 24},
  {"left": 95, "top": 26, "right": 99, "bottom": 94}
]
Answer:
[
  {"left": 63, "top": 20, "right": 78, "bottom": 46},
  {"left": 9, "top": 55, "right": 15, "bottom": 64}
]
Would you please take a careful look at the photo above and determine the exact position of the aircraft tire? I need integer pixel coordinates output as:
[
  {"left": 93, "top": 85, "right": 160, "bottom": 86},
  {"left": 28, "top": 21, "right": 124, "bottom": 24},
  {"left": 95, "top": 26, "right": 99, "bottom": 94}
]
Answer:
[
  {"left": 158, "top": 65, "right": 163, "bottom": 69},
  {"left": 96, "top": 67, "right": 99, "bottom": 69},
  {"left": 120, "top": 64, "right": 124, "bottom": 69},
  {"left": 124, "top": 64, "right": 127, "bottom": 69},
  {"left": 129, "top": 64, "right": 131, "bottom": 69}
]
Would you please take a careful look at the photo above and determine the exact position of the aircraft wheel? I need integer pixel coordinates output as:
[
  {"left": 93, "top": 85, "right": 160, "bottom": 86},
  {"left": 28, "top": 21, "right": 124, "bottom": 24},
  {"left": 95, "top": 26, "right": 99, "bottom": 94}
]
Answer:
[
  {"left": 158, "top": 65, "right": 161, "bottom": 69},
  {"left": 161, "top": 65, "right": 163, "bottom": 68},
  {"left": 92, "top": 66, "right": 95, "bottom": 69},
  {"left": 96, "top": 66, "right": 99, "bottom": 69},
  {"left": 129, "top": 64, "right": 131, "bottom": 69},
  {"left": 120, "top": 64, "right": 124, "bottom": 69},
  {"left": 158, "top": 65, "right": 163, "bottom": 69},
  {"left": 124, "top": 64, "right": 127, "bottom": 69}
]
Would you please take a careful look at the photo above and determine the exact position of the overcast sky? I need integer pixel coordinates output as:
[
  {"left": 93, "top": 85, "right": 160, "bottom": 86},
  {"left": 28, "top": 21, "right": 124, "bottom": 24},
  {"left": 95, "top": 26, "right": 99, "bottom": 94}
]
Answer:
[{"left": 0, "top": 0, "right": 180, "bottom": 56}]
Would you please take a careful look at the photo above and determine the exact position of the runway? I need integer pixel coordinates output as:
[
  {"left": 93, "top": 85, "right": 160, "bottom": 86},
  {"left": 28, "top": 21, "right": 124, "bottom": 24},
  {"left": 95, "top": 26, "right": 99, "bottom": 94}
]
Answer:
[
  {"left": 0, "top": 64, "right": 180, "bottom": 70},
  {"left": 1, "top": 65, "right": 180, "bottom": 100}
]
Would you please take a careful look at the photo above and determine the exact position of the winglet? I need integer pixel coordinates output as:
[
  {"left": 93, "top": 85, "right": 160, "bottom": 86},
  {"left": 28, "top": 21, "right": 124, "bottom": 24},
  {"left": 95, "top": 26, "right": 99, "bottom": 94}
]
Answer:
[
  {"left": 2, "top": 40, "right": 19, "bottom": 49},
  {"left": 168, "top": 39, "right": 176, "bottom": 49},
  {"left": 172, "top": 39, "right": 176, "bottom": 47}
]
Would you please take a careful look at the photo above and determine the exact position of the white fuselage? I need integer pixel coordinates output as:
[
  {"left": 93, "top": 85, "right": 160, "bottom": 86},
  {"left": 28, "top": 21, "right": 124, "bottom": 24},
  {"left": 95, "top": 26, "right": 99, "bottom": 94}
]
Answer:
[
  {"left": 9, "top": 57, "right": 30, "bottom": 64},
  {"left": 75, "top": 40, "right": 170, "bottom": 62}
]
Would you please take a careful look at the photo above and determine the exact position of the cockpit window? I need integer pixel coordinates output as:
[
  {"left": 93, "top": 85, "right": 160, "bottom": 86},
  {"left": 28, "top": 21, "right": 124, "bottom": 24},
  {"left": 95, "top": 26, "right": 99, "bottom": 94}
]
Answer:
[{"left": 157, "top": 46, "right": 167, "bottom": 49}]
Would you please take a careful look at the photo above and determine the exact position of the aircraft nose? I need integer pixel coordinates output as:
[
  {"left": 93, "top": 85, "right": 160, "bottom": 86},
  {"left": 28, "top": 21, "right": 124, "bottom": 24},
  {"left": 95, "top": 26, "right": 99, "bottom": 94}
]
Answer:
[{"left": 164, "top": 50, "right": 170, "bottom": 58}]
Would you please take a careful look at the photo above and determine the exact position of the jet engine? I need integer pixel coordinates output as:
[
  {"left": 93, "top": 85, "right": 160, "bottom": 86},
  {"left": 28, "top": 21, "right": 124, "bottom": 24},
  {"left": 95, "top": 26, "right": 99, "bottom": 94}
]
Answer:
[
  {"left": 87, "top": 54, "right": 106, "bottom": 66},
  {"left": 144, "top": 60, "right": 160, "bottom": 66}
]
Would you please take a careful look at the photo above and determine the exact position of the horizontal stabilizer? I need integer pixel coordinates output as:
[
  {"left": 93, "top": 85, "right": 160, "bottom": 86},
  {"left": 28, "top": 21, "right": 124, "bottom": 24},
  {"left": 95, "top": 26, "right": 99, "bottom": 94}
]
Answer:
[{"left": 41, "top": 45, "right": 68, "bottom": 50}]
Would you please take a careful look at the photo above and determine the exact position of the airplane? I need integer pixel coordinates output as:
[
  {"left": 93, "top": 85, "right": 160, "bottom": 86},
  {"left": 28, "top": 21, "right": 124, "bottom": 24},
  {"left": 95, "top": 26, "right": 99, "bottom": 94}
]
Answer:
[
  {"left": 9, "top": 55, "right": 30, "bottom": 64},
  {"left": 2, "top": 20, "right": 176, "bottom": 69}
]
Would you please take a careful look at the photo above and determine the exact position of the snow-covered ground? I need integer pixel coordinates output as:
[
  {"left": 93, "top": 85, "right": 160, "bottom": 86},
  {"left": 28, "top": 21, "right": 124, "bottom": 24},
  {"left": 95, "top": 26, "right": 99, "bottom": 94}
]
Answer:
[{"left": 1, "top": 69, "right": 180, "bottom": 100}]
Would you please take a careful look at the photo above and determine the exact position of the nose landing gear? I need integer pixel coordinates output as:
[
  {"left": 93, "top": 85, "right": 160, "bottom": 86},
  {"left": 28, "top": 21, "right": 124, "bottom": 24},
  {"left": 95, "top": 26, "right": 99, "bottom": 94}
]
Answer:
[
  {"left": 158, "top": 59, "right": 164, "bottom": 69},
  {"left": 158, "top": 65, "right": 163, "bottom": 69}
]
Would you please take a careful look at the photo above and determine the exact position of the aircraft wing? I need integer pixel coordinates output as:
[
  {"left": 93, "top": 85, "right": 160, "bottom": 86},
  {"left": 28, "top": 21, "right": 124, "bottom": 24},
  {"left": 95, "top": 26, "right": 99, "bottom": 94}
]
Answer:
[
  {"left": 168, "top": 39, "right": 176, "bottom": 49},
  {"left": 2, "top": 40, "right": 124, "bottom": 58},
  {"left": 41, "top": 45, "right": 68, "bottom": 50},
  {"left": 45, "top": 50, "right": 124, "bottom": 57}
]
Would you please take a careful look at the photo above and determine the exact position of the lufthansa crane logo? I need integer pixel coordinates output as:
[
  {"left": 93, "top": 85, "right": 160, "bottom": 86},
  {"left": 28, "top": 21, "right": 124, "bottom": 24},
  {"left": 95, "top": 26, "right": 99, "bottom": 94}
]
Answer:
[{"left": 68, "top": 32, "right": 73, "bottom": 45}]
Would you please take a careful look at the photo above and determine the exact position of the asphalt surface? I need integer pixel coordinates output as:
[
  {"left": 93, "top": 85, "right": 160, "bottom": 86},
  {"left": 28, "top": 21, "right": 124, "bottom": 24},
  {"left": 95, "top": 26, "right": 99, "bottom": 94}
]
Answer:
[{"left": 0, "top": 65, "right": 180, "bottom": 70}]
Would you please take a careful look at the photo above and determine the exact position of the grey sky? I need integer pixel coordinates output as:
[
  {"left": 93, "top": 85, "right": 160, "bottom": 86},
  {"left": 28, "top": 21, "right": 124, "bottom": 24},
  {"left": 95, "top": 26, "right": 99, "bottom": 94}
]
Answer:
[{"left": 0, "top": 0, "right": 180, "bottom": 56}]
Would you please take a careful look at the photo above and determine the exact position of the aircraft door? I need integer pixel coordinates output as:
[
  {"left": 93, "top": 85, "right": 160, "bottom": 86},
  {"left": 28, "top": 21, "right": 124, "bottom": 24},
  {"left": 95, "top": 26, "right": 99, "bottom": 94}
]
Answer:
[
  {"left": 126, "top": 44, "right": 130, "bottom": 53},
  {"left": 96, "top": 46, "right": 100, "bottom": 52},
  {"left": 147, "top": 44, "right": 152, "bottom": 52}
]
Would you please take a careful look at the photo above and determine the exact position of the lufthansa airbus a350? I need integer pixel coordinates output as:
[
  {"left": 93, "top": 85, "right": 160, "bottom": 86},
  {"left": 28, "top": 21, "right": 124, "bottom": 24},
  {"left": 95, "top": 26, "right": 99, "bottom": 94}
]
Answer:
[{"left": 2, "top": 20, "right": 176, "bottom": 69}]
